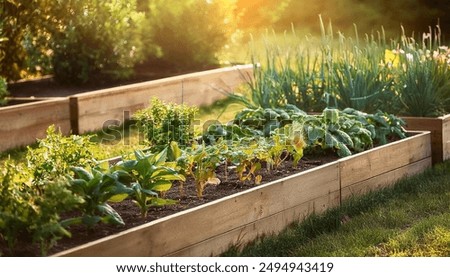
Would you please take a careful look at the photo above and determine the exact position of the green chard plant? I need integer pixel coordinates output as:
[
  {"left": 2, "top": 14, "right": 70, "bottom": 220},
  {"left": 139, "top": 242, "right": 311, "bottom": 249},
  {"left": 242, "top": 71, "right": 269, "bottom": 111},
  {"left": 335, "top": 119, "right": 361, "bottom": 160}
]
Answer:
[
  {"left": 67, "top": 166, "right": 132, "bottom": 227},
  {"left": 112, "top": 148, "right": 184, "bottom": 218},
  {"left": 182, "top": 142, "right": 222, "bottom": 198}
]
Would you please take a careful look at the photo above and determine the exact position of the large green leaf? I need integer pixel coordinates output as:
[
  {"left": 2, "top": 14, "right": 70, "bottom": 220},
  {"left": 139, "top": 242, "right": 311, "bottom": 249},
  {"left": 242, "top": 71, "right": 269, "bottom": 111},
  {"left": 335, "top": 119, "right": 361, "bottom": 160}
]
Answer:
[
  {"left": 151, "top": 180, "right": 173, "bottom": 192},
  {"left": 97, "top": 203, "right": 124, "bottom": 225}
]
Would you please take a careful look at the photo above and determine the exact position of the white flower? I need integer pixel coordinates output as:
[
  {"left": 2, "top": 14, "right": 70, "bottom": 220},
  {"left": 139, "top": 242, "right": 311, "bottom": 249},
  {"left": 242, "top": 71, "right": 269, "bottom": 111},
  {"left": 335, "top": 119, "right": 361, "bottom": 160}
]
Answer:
[{"left": 406, "top": 53, "right": 414, "bottom": 62}]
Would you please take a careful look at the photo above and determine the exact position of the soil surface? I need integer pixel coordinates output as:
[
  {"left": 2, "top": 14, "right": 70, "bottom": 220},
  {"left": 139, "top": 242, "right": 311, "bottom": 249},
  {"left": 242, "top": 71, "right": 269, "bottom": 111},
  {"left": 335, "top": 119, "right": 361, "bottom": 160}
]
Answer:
[
  {"left": 0, "top": 153, "right": 338, "bottom": 257},
  {"left": 6, "top": 64, "right": 213, "bottom": 99}
]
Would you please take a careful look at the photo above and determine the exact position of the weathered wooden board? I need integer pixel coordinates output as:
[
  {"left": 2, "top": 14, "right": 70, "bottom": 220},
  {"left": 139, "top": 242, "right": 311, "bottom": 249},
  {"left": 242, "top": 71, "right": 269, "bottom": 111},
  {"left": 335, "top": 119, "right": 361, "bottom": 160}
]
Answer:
[
  {"left": 341, "top": 157, "right": 431, "bottom": 201},
  {"left": 169, "top": 193, "right": 339, "bottom": 257},
  {"left": 54, "top": 162, "right": 340, "bottom": 257},
  {"left": 442, "top": 114, "right": 450, "bottom": 161},
  {"left": 71, "top": 65, "right": 253, "bottom": 134},
  {"left": 339, "top": 131, "right": 431, "bottom": 189},
  {"left": 403, "top": 115, "right": 450, "bottom": 163},
  {"left": 0, "top": 98, "right": 71, "bottom": 152}
]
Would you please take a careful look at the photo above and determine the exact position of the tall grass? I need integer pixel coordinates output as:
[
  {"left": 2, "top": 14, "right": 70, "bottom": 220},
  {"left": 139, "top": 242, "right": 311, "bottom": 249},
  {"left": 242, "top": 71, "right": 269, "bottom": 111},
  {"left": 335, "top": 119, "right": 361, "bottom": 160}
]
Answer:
[
  {"left": 232, "top": 19, "right": 450, "bottom": 117},
  {"left": 391, "top": 27, "right": 450, "bottom": 116}
]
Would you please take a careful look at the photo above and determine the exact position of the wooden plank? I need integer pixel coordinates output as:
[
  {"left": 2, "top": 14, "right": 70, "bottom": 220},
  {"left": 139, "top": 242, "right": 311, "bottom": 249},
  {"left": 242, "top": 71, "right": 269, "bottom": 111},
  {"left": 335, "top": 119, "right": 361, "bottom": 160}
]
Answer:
[
  {"left": 168, "top": 192, "right": 340, "bottom": 257},
  {"left": 402, "top": 116, "right": 443, "bottom": 132},
  {"left": 403, "top": 116, "right": 446, "bottom": 164},
  {"left": 0, "top": 98, "right": 71, "bottom": 152},
  {"left": 442, "top": 115, "right": 450, "bottom": 161},
  {"left": 54, "top": 161, "right": 339, "bottom": 257},
  {"left": 181, "top": 65, "right": 253, "bottom": 107},
  {"left": 75, "top": 83, "right": 182, "bottom": 133},
  {"left": 341, "top": 157, "right": 431, "bottom": 201},
  {"left": 339, "top": 132, "right": 431, "bottom": 189},
  {"left": 73, "top": 65, "right": 253, "bottom": 134}
]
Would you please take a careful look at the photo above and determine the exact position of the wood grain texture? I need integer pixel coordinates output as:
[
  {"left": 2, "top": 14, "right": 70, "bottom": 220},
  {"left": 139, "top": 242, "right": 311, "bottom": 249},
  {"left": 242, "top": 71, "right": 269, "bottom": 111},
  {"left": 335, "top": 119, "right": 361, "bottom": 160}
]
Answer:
[
  {"left": 72, "top": 65, "right": 253, "bottom": 134},
  {"left": 0, "top": 98, "right": 71, "bottom": 152},
  {"left": 403, "top": 115, "right": 450, "bottom": 163},
  {"left": 341, "top": 157, "right": 431, "bottom": 200},
  {"left": 168, "top": 193, "right": 340, "bottom": 257},
  {"left": 339, "top": 132, "right": 431, "bottom": 189},
  {"left": 442, "top": 115, "right": 450, "bottom": 161}
]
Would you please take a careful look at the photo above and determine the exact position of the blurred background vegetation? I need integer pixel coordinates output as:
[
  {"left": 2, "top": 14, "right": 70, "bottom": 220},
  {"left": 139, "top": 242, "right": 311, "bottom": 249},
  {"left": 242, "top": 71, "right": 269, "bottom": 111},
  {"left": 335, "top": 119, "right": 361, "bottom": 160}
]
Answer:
[{"left": 0, "top": 0, "right": 448, "bottom": 86}]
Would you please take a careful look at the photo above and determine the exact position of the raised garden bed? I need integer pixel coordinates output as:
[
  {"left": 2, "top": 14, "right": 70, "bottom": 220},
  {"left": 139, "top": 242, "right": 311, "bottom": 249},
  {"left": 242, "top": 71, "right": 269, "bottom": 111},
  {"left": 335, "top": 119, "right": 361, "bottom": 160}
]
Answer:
[
  {"left": 0, "top": 65, "right": 253, "bottom": 152},
  {"left": 52, "top": 131, "right": 431, "bottom": 257},
  {"left": 402, "top": 114, "right": 450, "bottom": 164},
  {"left": 0, "top": 98, "right": 71, "bottom": 152},
  {"left": 70, "top": 65, "right": 253, "bottom": 134}
]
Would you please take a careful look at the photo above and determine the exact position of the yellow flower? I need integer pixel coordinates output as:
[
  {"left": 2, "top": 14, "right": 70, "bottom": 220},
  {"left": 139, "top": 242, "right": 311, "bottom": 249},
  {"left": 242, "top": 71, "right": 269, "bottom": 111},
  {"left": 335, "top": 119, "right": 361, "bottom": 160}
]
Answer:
[{"left": 384, "top": 49, "right": 399, "bottom": 68}]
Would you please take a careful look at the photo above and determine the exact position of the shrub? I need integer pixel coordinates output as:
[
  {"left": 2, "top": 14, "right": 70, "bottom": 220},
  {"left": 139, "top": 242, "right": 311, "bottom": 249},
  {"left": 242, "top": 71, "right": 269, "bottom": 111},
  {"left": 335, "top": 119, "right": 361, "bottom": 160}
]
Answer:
[
  {"left": 0, "top": 1, "right": 55, "bottom": 81},
  {"left": 26, "top": 125, "right": 96, "bottom": 187},
  {"left": 0, "top": 161, "right": 83, "bottom": 256},
  {"left": 49, "top": 0, "right": 144, "bottom": 84},
  {"left": 144, "top": 0, "right": 238, "bottom": 69},
  {"left": 133, "top": 98, "right": 198, "bottom": 148},
  {"left": 0, "top": 77, "right": 8, "bottom": 106}
]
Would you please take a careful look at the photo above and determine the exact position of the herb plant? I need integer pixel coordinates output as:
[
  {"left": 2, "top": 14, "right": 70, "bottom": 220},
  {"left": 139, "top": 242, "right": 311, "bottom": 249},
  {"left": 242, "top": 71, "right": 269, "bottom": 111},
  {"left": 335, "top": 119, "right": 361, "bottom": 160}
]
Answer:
[
  {"left": 0, "top": 161, "right": 83, "bottom": 256},
  {"left": 134, "top": 98, "right": 198, "bottom": 149}
]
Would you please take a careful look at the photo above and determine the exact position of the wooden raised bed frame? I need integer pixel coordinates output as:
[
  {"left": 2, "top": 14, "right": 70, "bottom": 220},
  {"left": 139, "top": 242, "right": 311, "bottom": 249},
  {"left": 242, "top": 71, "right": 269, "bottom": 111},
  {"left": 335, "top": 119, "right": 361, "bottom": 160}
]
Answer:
[
  {"left": 0, "top": 65, "right": 253, "bottom": 152},
  {"left": 53, "top": 131, "right": 431, "bottom": 257},
  {"left": 0, "top": 98, "right": 71, "bottom": 152},
  {"left": 70, "top": 65, "right": 253, "bottom": 134},
  {"left": 403, "top": 114, "right": 450, "bottom": 164}
]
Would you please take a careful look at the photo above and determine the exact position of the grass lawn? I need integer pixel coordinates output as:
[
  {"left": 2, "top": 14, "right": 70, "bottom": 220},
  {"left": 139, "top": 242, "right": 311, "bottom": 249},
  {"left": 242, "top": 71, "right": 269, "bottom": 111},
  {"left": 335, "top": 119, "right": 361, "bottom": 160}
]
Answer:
[{"left": 222, "top": 160, "right": 450, "bottom": 257}]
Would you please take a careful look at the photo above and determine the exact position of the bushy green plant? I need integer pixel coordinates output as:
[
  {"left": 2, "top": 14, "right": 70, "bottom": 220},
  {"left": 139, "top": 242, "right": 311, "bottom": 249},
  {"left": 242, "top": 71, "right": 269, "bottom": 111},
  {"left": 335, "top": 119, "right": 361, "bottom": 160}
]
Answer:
[
  {"left": 26, "top": 125, "right": 96, "bottom": 187},
  {"left": 144, "top": 0, "right": 238, "bottom": 69},
  {"left": 133, "top": 98, "right": 198, "bottom": 148},
  {"left": 49, "top": 0, "right": 144, "bottom": 84},
  {"left": 0, "top": 0, "right": 43, "bottom": 81},
  {"left": 391, "top": 49, "right": 450, "bottom": 116},
  {"left": 0, "top": 77, "right": 8, "bottom": 106},
  {"left": 328, "top": 44, "right": 395, "bottom": 113},
  {"left": 0, "top": 161, "right": 83, "bottom": 256}
]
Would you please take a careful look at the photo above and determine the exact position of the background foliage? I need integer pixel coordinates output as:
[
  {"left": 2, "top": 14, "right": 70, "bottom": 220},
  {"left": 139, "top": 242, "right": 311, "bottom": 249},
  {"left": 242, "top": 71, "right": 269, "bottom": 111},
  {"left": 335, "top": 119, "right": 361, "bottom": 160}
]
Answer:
[{"left": 0, "top": 0, "right": 448, "bottom": 86}]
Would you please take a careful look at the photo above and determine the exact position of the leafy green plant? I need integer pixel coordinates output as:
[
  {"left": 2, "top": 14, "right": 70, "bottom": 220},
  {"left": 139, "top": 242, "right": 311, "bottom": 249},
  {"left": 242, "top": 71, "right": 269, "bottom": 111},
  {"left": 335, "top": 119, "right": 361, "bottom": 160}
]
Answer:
[
  {"left": 26, "top": 125, "right": 96, "bottom": 188},
  {"left": 68, "top": 166, "right": 132, "bottom": 227},
  {"left": 143, "top": 0, "right": 237, "bottom": 69},
  {"left": 0, "top": 161, "right": 83, "bottom": 256},
  {"left": 224, "top": 141, "right": 266, "bottom": 185},
  {"left": 272, "top": 121, "right": 306, "bottom": 167},
  {"left": 233, "top": 106, "right": 304, "bottom": 137},
  {"left": 202, "top": 123, "right": 262, "bottom": 145},
  {"left": 0, "top": 77, "right": 8, "bottom": 106},
  {"left": 49, "top": 0, "right": 144, "bottom": 84},
  {"left": 134, "top": 98, "right": 198, "bottom": 149},
  {"left": 300, "top": 108, "right": 373, "bottom": 157},
  {"left": 182, "top": 143, "right": 221, "bottom": 198},
  {"left": 113, "top": 148, "right": 184, "bottom": 218},
  {"left": 342, "top": 108, "right": 407, "bottom": 145}
]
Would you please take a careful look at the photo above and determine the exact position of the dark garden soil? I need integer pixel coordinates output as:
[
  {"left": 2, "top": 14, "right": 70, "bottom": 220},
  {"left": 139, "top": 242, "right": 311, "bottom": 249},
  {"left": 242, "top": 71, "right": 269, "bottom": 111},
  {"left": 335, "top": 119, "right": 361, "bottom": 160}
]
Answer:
[{"left": 0, "top": 153, "right": 338, "bottom": 257}]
